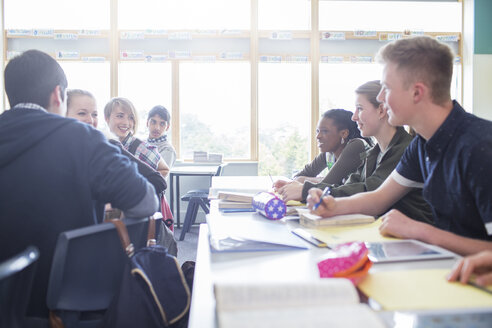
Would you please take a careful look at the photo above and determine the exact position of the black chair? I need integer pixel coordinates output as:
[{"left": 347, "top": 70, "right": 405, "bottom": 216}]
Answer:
[
  {"left": 0, "top": 246, "right": 39, "bottom": 328},
  {"left": 40, "top": 217, "right": 151, "bottom": 328},
  {"left": 179, "top": 164, "right": 226, "bottom": 241}
]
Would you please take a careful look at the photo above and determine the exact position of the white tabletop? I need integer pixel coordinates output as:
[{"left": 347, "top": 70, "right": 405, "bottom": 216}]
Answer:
[{"left": 188, "top": 219, "right": 458, "bottom": 328}]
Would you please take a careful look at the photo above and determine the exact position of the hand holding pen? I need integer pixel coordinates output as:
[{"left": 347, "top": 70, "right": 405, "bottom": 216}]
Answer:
[{"left": 313, "top": 186, "right": 331, "bottom": 210}]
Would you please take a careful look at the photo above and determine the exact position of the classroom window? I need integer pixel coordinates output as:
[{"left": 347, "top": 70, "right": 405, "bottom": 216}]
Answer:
[
  {"left": 60, "top": 62, "right": 110, "bottom": 131},
  {"left": 4, "top": 0, "right": 109, "bottom": 29},
  {"left": 319, "top": 1, "right": 462, "bottom": 32},
  {"left": 319, "top": 63, "right": 383, "bottom": 113},
  {"left": 118, "top": 62, "right": 173, "bottom": 139},
  {"left": 259, "top": 0, "right": 311, "bottom": 30},
  {"left": 258, "top": 62, "right": 311, "bottom": 177},
  {"left": 179, "top": 62, "right": 251, "bottom": 160},
  {"left": 3, "top": 0, "right": 464, "bottom": 165},
  {"left": 119, "top": 0, "right": 250, "bottom": 30}
]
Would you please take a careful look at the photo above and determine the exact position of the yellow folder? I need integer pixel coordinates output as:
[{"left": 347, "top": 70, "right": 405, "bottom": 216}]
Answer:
[
  {"left": 358, "top": 269, "right": 492, "bottom": 310},
  {"left": 306, "top": 219, "right": 395, "bottom": 245}
]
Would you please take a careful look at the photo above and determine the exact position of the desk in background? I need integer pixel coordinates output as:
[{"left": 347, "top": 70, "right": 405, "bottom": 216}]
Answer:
[{"left": 169, "top": 165, "right": 218, "bottom": 228}]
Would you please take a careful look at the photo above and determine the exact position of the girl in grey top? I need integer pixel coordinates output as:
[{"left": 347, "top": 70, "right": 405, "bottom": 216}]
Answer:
[{"left": 274, "top": 108, "right": 370, "bottom": 201}]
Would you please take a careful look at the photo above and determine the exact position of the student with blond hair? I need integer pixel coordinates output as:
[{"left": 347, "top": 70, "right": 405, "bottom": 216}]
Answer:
[
  {"left": 308, "top": 36, "right": 492, "bottom": 256},
  {"left": 104, "top": 97, "right": 169, "bottom": 178},
  {"left": 66, "top": 89, "right": 98, "bottom": 128}
]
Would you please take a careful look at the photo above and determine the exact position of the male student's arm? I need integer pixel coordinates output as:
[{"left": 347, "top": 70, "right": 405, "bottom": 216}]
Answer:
[
  {"left": 123, "top": 182, "right": 158, "bottom": 217},
  {"left": 89, "top": 132, "right": 159, "bottom": 217},
  {"left": 379, "top": 210, "right": 492, "bottom": 256},
  {"left": 307, "top": 175, "right": 409, "bottom": 218}
]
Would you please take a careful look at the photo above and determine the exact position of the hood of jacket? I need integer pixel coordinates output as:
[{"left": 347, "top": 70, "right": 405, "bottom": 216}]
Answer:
[{"left": 0, "top": 107, "right": 73, "bottom": 168}]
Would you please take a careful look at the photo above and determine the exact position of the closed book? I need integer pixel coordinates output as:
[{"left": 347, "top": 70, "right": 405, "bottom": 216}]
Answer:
[
  {"left": 217, "top": 191, "right": 255, "bottom": 203},
  {"left": 218, "top": 200, "right": 253, "bottom": 209},
  {"left": 297, "top": 208, "right": 375, "bottom": 227}
]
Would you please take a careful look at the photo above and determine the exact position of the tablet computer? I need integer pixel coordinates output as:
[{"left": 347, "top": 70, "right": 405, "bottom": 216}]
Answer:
[{"left": 365, "top": 240, "right": 456, "bottom": 263}]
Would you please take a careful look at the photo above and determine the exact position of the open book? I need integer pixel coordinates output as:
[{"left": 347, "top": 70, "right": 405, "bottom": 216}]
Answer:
[
  {"left": 297, "top": 208, "right": 375, "bottom": 228},
  {"left": 214, "top": 279, "right": 385, "bottom": 328}
]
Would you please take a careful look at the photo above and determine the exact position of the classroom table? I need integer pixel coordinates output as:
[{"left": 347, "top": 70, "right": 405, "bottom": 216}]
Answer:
[
  {"left": 169, "top": 165, "right": 219, "bottom": 228},
  {"left": 188, "top": 219, "right": 458, "bottom": 328}
]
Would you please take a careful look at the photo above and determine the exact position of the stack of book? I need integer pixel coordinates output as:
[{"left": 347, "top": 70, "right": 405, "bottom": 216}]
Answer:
[{"left": 217, "top": 191, "right": 255, "bottom": 210}]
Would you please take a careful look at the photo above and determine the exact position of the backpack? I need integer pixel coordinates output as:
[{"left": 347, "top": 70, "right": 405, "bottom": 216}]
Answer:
[{"left": 103, "top": 218, "right": 190, "bottom": 328}]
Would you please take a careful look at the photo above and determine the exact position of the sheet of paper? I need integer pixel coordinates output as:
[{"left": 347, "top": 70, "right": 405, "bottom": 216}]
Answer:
[
  {"left": 358, "top": 269, "right": 492, "bottom": 310},
  {"left": 307, "top": 219, "right": 395, "bottom": 245},
  {"left": 207, "top": 213, "right": 308, "bottom": 252}
]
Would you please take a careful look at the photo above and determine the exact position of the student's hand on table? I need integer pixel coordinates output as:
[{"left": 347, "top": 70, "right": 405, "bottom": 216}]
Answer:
[
  {"left": 273, "top": 179, "right": 290, "bottom": 191},
  {"left": 278, "top": 181, "right": 303, "bottom": 202},
  {"left": 307, "top": 188, "right": 337, "bottom": 217},
  {"left": 293, "top": 176, "right": 307, "bottom": 184},
  {"left": 379, "top": 209, "right": 423, "bottom": 239},
  {"left": 447, "top": 251, "right": 492, "bottom": 286}
]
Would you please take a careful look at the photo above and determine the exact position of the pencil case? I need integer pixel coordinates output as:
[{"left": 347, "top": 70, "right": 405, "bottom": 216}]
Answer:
[
  {"left": 317, "top": 241, "right": 372, "bottom": 285},
  {"left": 252, "top": 192, "right": 286, "bottom": 220}
]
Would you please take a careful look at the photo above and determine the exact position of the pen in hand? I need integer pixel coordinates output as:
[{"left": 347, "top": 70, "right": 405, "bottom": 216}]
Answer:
[{"left": 313, "top": 187, "right": 331, "bottom": 210}]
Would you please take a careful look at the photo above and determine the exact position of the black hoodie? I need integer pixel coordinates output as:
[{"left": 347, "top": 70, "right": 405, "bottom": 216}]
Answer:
[{"left": 0, "top": 106, "right": 149, "bottom": 317}]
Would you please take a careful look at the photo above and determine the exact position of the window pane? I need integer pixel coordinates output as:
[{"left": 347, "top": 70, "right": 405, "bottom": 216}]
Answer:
[
  {"left": 60, "top": 62, "right": 110, "bottom": 131},
  {"left": 259, "top": 63, "right": 311, "bottom": 177},
  {"left": 319, "top": 63, "right": 382, "bottom": 113},
  {"left": 118, "top": 63, "right": 173, "bottom": 140},
  {"left": 320, "top": 1, "right": 461, "bottom": 32},
  {"left": 119, "top": 0, "right": 250, "bottom": 30},
  {"left": 180, "top": 62, "right": 250, "bottom": 160},
  {"left": 319, "top": 62, "right": 462, "bottom": 113},
  {"left": 5, "top": 0, "right": 109, "bottom": 29},
  {"left": 259, "top": 0, "right": 311, "bottom": 30}
]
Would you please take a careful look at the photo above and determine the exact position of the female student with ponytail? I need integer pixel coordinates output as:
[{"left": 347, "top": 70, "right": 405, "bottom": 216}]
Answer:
[{"left": 305, "top": 80, "right": 432, "bottom": 223}]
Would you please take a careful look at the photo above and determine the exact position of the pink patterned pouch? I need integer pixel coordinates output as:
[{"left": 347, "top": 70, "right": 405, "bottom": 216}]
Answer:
[{"left": 317, "top": 241, "right": 372, "bottom": 285}]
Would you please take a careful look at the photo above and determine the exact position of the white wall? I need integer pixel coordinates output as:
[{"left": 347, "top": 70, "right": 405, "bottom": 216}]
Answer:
[
  {"left": 472, "top": 55, "right": 492, "bottom": 120},
  {"left": 463, "top": 0, "right": 492, "bottom": 121}
]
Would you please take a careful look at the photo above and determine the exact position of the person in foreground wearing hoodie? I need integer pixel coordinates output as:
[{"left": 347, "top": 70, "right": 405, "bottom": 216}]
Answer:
[{"left": 0, "top": 49, "right": 158, "bottom": 319}]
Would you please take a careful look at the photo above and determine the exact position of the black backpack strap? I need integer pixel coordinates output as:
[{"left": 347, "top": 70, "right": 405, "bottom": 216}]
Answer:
[{"left": 128, "top": 138, "right": 143, "bottom": 155}]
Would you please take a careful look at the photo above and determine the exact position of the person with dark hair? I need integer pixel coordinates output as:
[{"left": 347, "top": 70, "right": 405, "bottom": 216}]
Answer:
[
  {"left": 274, "top": 108, "right": 369, "bottom": 202},
  {"left": 66, "top": 89, "right": 98, "bottom": 128},
  {"left": 146, "top": 105, "right": 176, "bottom": 168},
  {"left": 0, "top": 50, "right": 158, "bottom": 318},
  {"left": 303, "top": 80, "right": 432, "bottom": 222},
  {"left": 308, "top": 36, "right": 492, "bottom": 256},
  {"left": 4, "top": 49, "right": 68, "bottom": 112}
]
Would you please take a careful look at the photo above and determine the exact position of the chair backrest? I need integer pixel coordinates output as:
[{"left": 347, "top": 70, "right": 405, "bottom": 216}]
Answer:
[
  {"left": 218, "top": 162, "right": 258, "bottom": 176},
  {"left": 0, "top": 246, "right": 39, "bottom": 328},
  {"left": 46, "top": 217, "right": 150, "bottom": 312}
]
